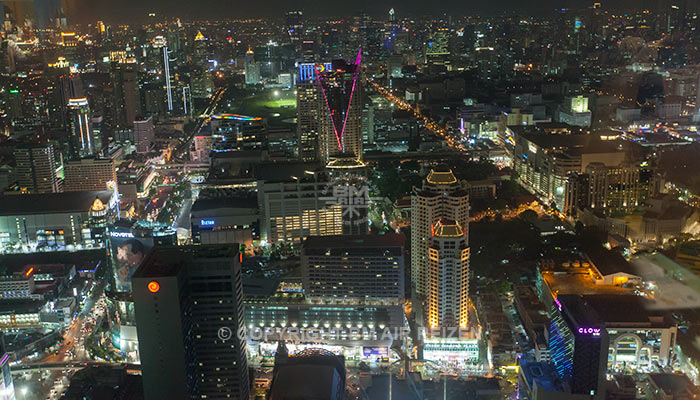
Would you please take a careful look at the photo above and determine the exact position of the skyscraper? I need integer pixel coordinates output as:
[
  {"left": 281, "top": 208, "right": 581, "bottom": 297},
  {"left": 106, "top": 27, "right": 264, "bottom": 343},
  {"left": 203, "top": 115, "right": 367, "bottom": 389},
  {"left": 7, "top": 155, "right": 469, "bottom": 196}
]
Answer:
[
  {"left": 133, "top": 245, "right": 249, "bottom": 400},
  {"left": 244, "top": 46, "right": 260, "bottom": 85},
  {"left": 133, "top": 116, "right": 154, "bottom": 154},
  {"left": 296, "top": 81, "right": 320, "bottom": 161},
  {"left": 427, "top": 219, "right": 470, "bottom": 329},
  {"left": 549, "top": 295, "right": 608, "bottom": 400},
  {"left": 14, "top": 142, "right": 62, "bottom": 194},
  {"left": 285, "top": 10, "right": 303, "bottom": 44},
  {"left": 111, "top": 62, "right": 141, "bottom": 129},
  {"left": 296, "top": 62, "right": 330, "bottom": 161},
  {"left": 316, "top": 52, "right": 363, "bottom": 164},
  {"left": 67, "top": 97, "right": 95, "bottom": 157},
  {"left": 411, "top": 167, "right": 469, "bottom": 296}
]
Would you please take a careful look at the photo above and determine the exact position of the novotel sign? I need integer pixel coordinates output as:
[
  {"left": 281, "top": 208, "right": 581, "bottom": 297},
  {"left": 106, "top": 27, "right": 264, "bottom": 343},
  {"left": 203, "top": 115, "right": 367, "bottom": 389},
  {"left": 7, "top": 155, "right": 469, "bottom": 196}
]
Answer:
[
  {"left": 577, "top": 327, "right": 602, "bottom": 336},
  {"left": 200, "top": 219, "right": 215, "bottom": 226},
  {"left": 110, "top": 231, "right": 134, "bottom": 238}
]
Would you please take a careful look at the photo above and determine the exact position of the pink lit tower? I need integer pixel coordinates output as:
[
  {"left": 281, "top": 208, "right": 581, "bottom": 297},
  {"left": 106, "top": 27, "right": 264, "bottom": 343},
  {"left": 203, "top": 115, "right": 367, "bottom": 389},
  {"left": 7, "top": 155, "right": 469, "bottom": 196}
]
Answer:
[{"left": 315, "top": 50, "right": 363, "bottom": 165}]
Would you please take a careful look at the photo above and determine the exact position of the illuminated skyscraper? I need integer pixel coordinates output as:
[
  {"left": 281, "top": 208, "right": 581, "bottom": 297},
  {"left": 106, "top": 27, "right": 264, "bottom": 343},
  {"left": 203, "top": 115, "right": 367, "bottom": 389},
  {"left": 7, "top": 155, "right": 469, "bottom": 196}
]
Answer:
[
  {"left": 426, "top": 28, "right": 451, "bottom": 66},
  {"left": 316, "top": 51, "right": 363, "bottom": 164},
  {"left": 14, "top": 142, "right": 62, "bottom": 194},
  {"left": 427, "top": 219, "right": 469, "bottom": 329},
  {"left": 296, "top": 62, "right": 329, "bottom": 161},
  {"left": 133, "top": 245, "right": 249, "bottom": 400},
  {"left": 244, "top": 46, "right": 260, "bottom": 85},
  {"left": 411, "top": 167, "right": 469, "bottom": 296},
  {"left": 549, "top": 295, "right": 608, "bottom": 400},
  {"left": 68, "top": 98, "right": 95, "bottom": 157}
]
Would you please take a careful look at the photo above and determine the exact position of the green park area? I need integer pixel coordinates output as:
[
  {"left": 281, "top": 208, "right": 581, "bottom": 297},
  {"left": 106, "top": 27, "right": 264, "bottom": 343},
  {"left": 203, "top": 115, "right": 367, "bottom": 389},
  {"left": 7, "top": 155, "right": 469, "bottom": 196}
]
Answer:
[{"left": 222, "top": 88, "right": 297, "bottom": 125}]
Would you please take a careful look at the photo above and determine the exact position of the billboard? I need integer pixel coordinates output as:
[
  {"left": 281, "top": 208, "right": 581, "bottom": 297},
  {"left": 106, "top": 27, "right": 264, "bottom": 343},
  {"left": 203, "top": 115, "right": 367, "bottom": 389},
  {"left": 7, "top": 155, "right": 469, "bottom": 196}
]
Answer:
[
  {"left": 108, "top": 227, "right": 154, "bottom": 292},
  {"left": 362, "top": 346, "right": 389, "bottom": 358}
]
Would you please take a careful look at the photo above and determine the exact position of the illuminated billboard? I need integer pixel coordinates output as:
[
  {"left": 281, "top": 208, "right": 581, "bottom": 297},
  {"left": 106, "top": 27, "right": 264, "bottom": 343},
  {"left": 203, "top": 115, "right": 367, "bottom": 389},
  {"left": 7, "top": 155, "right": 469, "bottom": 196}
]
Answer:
[{"left": 108, "top": 227, "right": 154, "bottom": 292}]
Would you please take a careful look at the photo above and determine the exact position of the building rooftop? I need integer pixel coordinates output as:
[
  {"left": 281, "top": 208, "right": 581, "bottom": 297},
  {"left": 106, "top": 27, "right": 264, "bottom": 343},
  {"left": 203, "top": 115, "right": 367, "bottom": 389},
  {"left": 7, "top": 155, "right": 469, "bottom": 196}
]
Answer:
[
  {"left": 0, "top": 191, "right": 114, "bottom": 216},
  {"left": 558, "top": 294, "right": 604, "bottom": 327},
  {"left": 577, "top": 295, "right": 673, "bottom": 327},
  {"left": 254, "top": 160, "right": 324, "bottom": 182},
  {"left": 433, "top": 219, "right": 465, "bottom": 238},
  {"left": 519, "top": 360, "right": 566, "bottom": 394},
  {"left": 648, "top": 373, "right": 699, "bottom": 397},
  {"left": 133, "top": 246, "right": 238, "bottom": 279},
  {"left": 191, "top": 196, "right": 258, "bottom": 212},
  {"left": 587, "top": 247, "right": 636, "bottom": 277},
  {"left": 303, "top": 234, "right": 404, "bottom": 249},
  {"left": 426, "top": 167, "right": 457, "bottom": 185}
]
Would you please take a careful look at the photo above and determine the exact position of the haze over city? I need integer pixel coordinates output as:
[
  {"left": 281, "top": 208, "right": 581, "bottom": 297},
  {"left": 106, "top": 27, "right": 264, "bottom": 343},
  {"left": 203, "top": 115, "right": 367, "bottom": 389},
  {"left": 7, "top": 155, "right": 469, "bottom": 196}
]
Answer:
[{"left": 0, "top": 0, "right": 700, "bottom": 399}]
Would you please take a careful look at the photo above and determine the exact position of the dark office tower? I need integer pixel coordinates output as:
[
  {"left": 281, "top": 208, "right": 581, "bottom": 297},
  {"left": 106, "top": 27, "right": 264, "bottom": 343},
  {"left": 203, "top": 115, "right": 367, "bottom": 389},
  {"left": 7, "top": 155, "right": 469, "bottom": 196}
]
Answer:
[
  {"left": 14, "top": 142, "right": 62, "bottom": 194},
  {"left": 33, "top": 0, "right": 61, "bottom": 31},
  {"left": 133, "top": 246, "right": 249, "bottom": 400},
  {"left": 60, "top": 74, "right": 84, "bottom": 110},
  {"left": 316, "top": 51, "right": 363, "bottom": 164},
  {"left": 549, "top": 295, "right": 608, "bottom": 400},
  {"left": 60, "top": 0, "right": 78, "bottom": 26},
  {"left": 285, "top": 10, "right": 303, "bottom": 44},
  {"left": 111, "top": 62, "right": 141, "bottom": 129}
]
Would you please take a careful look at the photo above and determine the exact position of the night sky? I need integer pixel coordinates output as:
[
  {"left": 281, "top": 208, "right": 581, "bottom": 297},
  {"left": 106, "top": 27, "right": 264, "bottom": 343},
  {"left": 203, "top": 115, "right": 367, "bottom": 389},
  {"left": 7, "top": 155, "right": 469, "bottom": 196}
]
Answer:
[{"left": 76, "top": 0, "right": 667, "bottom": 23}]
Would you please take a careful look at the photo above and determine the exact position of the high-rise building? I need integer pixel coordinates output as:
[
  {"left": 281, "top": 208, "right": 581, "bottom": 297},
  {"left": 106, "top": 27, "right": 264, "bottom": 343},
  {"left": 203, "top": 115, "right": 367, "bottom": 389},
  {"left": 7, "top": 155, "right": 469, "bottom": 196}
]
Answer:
[
  {"left": 549, "top": 295, "right": 609, "bottom": 400},
  {"left": 257, "top": 166, "right": 343, "bottom": 243},
  {"left": 564, "top": 161, "right": 651, "bottom": 218},
  {"left": 427, "top": 219, "right": 470, "bottom": 329},
  {"left": 133, "top": 116, "right": 154, "bottom": 154},
  {"left": 111, "top": 62, "right": 141, "bottom": 129},
  {"left": 285, "top": 10, "right": 303, "bottom": 44},
  {"left": 296, "top": 63, "right": 327, "bottom": 162},
  {"left": 105, "top": 219, "right": 177, "bottom": 358},
  {"left": 297, "top": 62, "right": 331, "bottom": 161},
  {"left": 63, "top": 158, "right": 117, "bottom": 192},
  {"left": 301, "top": 234, "right": 405, "bottom": 303},
  {"left": 411, "top": 167, "right": 469, "bottom": 296},
  {"left": 426, "top": 28, "right": 451, "bottom": 66},
  {"left": 14, "top": 142, "right": 62, "bottom": 194},
  {"left": 316, "top": 52, "right": 363, "bottom": 164},
  {"left": 296, "top": 82, "right": 319, "bottom": 160},
  {"left": 0, "top": 340, "right": 15, "bottom": 400},
  {"left": 68, "top": 98, "right": 96, "bottom": 157},
  {"left": 244, "top": 46, "right": 260, "bottom": 85},
  {"left": 133, "top": 245, "right": 249, "bottom": 400}
]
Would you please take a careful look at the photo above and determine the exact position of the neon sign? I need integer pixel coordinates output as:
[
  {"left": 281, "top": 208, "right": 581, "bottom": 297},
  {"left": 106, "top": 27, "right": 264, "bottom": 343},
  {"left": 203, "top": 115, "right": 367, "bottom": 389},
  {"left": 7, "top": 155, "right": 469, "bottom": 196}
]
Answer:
[
  {"left": 577, "top": 327, "right": 601, "bottom": 336},
  {"left": 147, "top": 281, "right": 160, "bottom": 293},
  {"left": 554, "top": 297, "right": 562, "bottom": 311},
  {"left": 200, "top": 219, "right": 215, "bottom": 226},
  {"left": 211, "top": 113, "right": 261, "bottom": 121},
  {"left": 110, "top": 231, "right": 134, "bottom": 238}
]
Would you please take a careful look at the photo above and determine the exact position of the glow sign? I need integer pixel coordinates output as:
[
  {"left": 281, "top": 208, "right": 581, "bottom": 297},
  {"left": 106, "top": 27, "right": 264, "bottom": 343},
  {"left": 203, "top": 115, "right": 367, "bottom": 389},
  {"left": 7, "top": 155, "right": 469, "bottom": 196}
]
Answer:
[
  {"left": 201, "top": 220, "right": 215, "bottom": 226},
  {"left": 577, "top": 327, "right": 601, "bottom": 336},
  {"left": 111, "top": 231, "right": 134, "bottom": 238}
]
